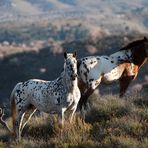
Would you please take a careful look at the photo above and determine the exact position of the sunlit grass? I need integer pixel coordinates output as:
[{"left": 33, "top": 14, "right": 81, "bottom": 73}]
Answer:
[{"left": 0, "top": 94, "right": 148, "bottom": 147}]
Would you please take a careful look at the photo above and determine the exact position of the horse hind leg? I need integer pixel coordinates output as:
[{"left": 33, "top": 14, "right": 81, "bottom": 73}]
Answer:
[
  {"left": 20, "top": 107, "right": 37, "bottom": 134},
  {"left": 119, "top": 75, "right": 135, "bottom": 97},
  {"left": 13, "top": 101, "right": 30, "bottom": 140},
  {"left": 14, "top": 110, "right": 26, "bottom": 140},
  {"left": 11, "top": 95, "right": 26, "bottom": 139}
]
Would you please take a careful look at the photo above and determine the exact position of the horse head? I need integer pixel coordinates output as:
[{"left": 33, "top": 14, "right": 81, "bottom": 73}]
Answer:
[{"left": 64, "top": 51, "right": 78, "bottom": 82}]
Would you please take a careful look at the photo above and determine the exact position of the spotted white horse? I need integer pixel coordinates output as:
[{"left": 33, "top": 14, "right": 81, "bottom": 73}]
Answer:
[
  {"left": 78, "top": 37, "right": 148, "bottom": 111},
  {"left": 0, "top": 52, "right": 80, "bottom": 139}
]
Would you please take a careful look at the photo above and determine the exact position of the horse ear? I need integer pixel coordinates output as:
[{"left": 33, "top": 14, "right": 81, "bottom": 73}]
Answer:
[
  {"left": 144, "top": 36, "right": 148, "bottom": 41},
  {"left": 64, "top": 52, "right": 67, "bottom": 59},
  {"left": 73, "top": 51, "right": 77, "bottom": 58}
]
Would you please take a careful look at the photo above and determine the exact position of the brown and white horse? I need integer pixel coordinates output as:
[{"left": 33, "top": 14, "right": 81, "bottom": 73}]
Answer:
[{"left": 78, "top": 37, "right": 148, "bottom": 110}]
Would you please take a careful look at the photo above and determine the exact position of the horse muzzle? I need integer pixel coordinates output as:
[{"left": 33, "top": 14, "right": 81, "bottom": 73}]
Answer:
[{"left": 71, "top": 73, "right": 78, "bottom": 81}]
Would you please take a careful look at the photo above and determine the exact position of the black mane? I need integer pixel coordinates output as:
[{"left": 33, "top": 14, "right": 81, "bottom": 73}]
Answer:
[{"left": 120, "top": 37, "right": 148, "bottom": 51}]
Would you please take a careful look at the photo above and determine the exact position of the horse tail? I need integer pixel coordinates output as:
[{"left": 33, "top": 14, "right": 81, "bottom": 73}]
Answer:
[{"left": 10, "top": 83, "right": 21, "bottom": 134}]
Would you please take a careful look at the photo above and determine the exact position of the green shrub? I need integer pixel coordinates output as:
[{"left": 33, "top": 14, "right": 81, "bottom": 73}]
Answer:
[
  {"left": 134, "top": 97, "right": 148, "bottom": 107},
  {"left": 86, "top": 95, "right": 130, "bottom": 123}
]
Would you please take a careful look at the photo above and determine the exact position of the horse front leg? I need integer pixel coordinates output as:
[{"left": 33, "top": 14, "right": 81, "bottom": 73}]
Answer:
[
  {"left": 119, "top": 75, "right": 135, "bottom": 97},
  {"left": 58, "top": 108, "right": 67, "bottom": 137},
  {"left": 79, "top": 76, "right": 102, "bottom": 110},
  {"left": 79, "top": 87, "right": 95, "bottom": 110},
  {"left": 79, "top": 87, "right": 95, "bottom": 120},
  {"left": 69, "top": 105, "right": 78, "bottom": 124},
  {"left": 58, "top": 108, "right": 66, "bottom": 129}
]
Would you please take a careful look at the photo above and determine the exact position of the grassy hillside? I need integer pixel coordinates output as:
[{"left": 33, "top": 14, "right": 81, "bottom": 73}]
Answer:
[{"left": 0, "top": 94, "right": 147, "bottom": 147}]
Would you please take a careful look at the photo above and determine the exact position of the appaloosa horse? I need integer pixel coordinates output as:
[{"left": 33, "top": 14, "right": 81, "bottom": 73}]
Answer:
[
  {"left": 78, "top": 37, "right": 148, "bottom": 110},
  {"left": 0, "top": 52, "right": 80, "bottom": 139}
]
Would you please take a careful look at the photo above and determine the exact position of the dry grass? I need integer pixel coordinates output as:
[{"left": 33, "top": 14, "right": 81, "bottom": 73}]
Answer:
[{"left": 0, "top": 94, "right": 148, "bottom": 148}]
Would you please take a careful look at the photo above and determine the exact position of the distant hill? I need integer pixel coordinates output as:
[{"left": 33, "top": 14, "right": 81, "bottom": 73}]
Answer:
[{"left": 0, "top": 0, "right": 148, "bottom": 34}]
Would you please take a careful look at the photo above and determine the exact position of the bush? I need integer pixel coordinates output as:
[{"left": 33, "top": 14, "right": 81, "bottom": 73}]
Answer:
[{"left": 86, "top": 95, "right": 130, "bottom": 123}]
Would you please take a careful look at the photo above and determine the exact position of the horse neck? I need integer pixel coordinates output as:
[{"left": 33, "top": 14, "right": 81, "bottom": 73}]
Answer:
[{"left": 131, "top": 47, "right": 148, "bottom": 67}]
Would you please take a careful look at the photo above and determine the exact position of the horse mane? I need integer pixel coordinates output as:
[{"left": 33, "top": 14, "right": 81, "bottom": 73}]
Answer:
[
  {"left": 77, "top": 59, "right": 81, "bottom": 72},
  {"left": 119, "top": 37, "right": 148, "bottom": 66},
  {"left": 120, "top": 37, "right": 148, "bottom": 51}
]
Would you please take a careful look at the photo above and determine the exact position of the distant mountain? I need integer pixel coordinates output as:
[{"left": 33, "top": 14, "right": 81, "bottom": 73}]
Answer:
[
  {"left": 0, "top": 0, "right": 148, "bottom": 34},
  {"left": 0, "top": 0, "right": 148, "bottom": 13}
]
